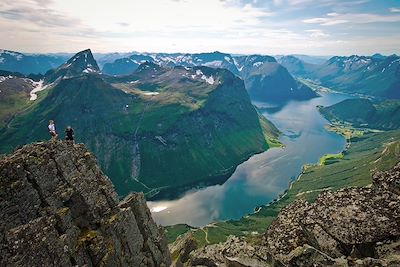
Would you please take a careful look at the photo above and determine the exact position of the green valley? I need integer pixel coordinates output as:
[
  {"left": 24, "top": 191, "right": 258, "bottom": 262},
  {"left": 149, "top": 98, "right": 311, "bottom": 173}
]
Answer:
[{"left": 0, "top": 50, "right": 280, "bottom": 199}]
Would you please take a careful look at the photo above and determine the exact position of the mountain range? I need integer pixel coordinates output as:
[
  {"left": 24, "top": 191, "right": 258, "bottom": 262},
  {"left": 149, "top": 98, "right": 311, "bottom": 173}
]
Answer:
[
  {"left": 102, "top": 51, "right": 318, "bottom": 102},
  {"left": 0, "top": 50, "right": 69, "bottom": 75},
  {"left": 0, "top": 49, "right": 280, "bottom": 198},
  {"left": 279, "top": 54, "right": 400, "bottom": 99}
]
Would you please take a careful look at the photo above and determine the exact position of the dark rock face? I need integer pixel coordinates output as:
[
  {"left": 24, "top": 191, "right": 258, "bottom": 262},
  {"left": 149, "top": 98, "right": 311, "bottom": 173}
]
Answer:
[
  {"left": 0, "top": 141, "right": 171, "bottom": 266},
  {"left": 265, "top": 162, "right": 400, "bottom": 266}
]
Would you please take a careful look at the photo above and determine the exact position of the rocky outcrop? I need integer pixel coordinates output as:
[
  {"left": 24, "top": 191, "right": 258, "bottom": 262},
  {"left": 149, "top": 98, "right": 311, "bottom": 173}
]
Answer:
[
  {"left": 184, "top": 163, "right": 400, "bottom": 266},
  {"left": 169, "top": 232, "right": 198, "bottom": 266},
  {"left": 187, "top": 236, "right": 274, "bottom": 267},
  {"left": 265, "top": 163, "right": 400, "bottom": 266},
  {"left": 0, "top": 141, "right": 171, "bottom": 267}
]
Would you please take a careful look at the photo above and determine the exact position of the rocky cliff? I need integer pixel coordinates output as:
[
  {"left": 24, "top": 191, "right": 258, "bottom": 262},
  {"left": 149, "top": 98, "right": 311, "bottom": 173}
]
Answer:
[
  {"left": 175, "top": 162, "right": 400, "bottom": 266},
  {"left": 0, "top": 141, "right": 171, "bottom": 266}
]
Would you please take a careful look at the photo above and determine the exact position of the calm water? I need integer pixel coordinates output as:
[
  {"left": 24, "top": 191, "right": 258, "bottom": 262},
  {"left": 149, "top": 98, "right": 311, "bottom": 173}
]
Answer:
[{"left": 148, "top": 92, "right": 350, "bottom": 227}]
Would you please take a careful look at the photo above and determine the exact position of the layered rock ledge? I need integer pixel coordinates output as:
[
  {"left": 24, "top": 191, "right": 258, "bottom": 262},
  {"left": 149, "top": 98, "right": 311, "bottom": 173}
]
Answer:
[{"left": 0, "top": 141, "right": 171, "bottom": 266}]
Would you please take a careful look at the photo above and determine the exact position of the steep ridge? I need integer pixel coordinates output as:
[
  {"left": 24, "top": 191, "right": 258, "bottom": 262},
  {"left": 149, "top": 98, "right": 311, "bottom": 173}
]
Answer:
[
  {"left": 174, "top": 162, "right": 400, "bottom": 266},
  {"left": 45, "top": 49, "right": 100, "bottom": 83},
  {"left": 0, "top": 141, "right": 171, "bottom": 266}
]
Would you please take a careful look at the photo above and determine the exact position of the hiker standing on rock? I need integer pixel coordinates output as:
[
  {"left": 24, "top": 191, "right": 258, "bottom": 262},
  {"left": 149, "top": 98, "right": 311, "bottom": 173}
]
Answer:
[
  {"left": 65, "top": 126, "right": 74, "bottom": 143},
  {"left": 48, "top": 120, "right": 58, "bottom": 141}
]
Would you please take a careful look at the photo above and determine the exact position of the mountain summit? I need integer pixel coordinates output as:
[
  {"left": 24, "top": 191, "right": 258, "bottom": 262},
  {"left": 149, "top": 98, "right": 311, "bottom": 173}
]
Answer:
[
  {"left": 65, "top": 49, "right": 100, "bottom": 73},
  {"left": 45, "top": 49, "right": 100, "bottom": 83}
]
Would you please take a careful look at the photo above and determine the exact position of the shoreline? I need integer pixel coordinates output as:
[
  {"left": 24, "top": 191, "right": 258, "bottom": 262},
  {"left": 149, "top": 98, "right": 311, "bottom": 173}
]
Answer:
[{"left": 146, "top": 139, "right": 283, "bottom": 201}]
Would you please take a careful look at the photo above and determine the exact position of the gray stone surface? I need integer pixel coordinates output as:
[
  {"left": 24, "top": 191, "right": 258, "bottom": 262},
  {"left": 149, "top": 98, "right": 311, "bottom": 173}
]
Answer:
[{"left": 0, "top": 141, "right": 171, "bottom": 267}]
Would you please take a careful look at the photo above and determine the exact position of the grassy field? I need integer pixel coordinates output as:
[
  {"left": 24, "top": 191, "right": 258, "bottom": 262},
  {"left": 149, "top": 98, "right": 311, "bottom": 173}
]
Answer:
[
  {"left": 165, "top": 129, "right": 400, "bottom": 245},
  {"left": 318, "top": 152, "right": 344, "bottom": 165}
]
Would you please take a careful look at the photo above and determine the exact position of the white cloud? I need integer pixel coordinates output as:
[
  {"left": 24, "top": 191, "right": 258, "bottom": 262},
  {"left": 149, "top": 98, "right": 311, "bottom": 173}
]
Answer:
[
  {"left": 0, "top": 0, "right": 81, "bottom": 27},
  {"left": 303, "top": 12, "right": 400, "bottom": 26},
  {"left": 0, "top": 0, "right": 398, "bottom": 55},
  {"left": 287, "top": 0, "right": 369, "bottom": 8},
  {"left": 305, "top": 29, "right": 329, "bottom": 38},
  {"left": 389, "top": 8, "right": 400, "bottom": 13}
]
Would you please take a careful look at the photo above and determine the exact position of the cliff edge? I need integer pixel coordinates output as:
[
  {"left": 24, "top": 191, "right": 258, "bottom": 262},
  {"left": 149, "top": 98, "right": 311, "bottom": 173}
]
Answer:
[{"left": 0, "top": 141, "right": 171, "bottom": 266}]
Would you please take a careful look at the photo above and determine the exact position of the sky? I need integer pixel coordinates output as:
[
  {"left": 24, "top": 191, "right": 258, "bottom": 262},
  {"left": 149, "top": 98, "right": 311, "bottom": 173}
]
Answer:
[{"left": 0, "top": 0, "right": 399, "bottom": 55}]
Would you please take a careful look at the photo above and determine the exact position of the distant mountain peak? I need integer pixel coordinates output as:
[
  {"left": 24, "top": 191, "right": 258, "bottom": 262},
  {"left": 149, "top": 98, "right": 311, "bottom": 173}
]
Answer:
[
  {"left": 372, "top": 53, "right": 385, "bottom": 59},
  {"left": 65, "top": 49, "right": 100, "bottom": 72},
  {"left": 136, "top": 61, "right": 163, "bottom": 73},
  {"left": 0, "top": 49, "right": 24, "bottom": 61},
  {"left": 44, "top": 49, "right": 100, "bottom": 83}
]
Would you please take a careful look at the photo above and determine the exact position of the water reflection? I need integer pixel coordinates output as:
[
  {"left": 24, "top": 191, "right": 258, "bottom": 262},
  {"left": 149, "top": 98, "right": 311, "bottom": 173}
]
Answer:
[{"left": 148, "top": 92, "right": 350, "bottom": 227}]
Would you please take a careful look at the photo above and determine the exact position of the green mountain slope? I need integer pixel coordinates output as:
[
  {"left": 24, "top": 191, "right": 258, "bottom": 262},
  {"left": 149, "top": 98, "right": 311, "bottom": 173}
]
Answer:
[
  {"left": 319, "top": 98, "right": 400, "bottom": 130},
  {"left": 0, "top": 71, "right": 40, "bottom": 128},
  {"left": 0, "top": 50, "right": 280, "bottom": 199}
]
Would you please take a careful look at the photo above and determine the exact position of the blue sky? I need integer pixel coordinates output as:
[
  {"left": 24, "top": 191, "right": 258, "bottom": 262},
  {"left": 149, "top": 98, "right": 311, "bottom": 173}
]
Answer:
[{"left": 0, "top": 0, "right": 399, "bottom": 55}]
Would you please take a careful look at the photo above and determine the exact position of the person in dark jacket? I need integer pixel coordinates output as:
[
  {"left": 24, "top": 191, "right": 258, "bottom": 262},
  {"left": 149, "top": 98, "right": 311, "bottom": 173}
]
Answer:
[{"left": 65, "top": 126, "right": 74, "bottom": 142}]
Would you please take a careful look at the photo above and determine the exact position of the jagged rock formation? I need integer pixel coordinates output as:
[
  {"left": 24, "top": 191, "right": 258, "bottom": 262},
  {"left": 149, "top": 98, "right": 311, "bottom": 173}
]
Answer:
[
  {"left": 0, "top": 141, "right": 171, "bottom": 266},
  {"left": 181, "top": 162, "right": 400, "bottom": 266}
]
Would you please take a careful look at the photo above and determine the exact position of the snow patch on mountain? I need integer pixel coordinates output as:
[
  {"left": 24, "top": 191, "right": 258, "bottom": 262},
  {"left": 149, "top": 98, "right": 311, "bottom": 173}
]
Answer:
[
  {"left": 204, "top": 60, "right": 223, "bottom": 67},
  {"left": 82, "top": 67, "right": 97, "bottom": 73},
  {"left": 233, "top": 58, "right": 243, "bottom": 72},
  {"left": 191, "top": 69, "right": 215, "bottom": 85},
  {"left": 0, "top": 75, "right": 13, "bottom": 83},
  {"left": 253, "top": 62, "right": 263, "bottom": 67},
  {"left": 143, "top": 92, "right": 159, "bottom": 96},
  {"left": 29, "top": 80, "right": 47, "bottom": 101},
  {"left": 201, "top": 75, "right": 215, "bottom": 85}
]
